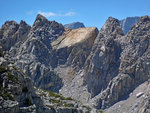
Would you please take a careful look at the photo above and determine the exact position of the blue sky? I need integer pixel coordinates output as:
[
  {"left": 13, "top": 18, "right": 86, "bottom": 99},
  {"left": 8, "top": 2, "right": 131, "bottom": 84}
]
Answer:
[{"left": 0, "top": 0, "right": 150, "bottom": 29}]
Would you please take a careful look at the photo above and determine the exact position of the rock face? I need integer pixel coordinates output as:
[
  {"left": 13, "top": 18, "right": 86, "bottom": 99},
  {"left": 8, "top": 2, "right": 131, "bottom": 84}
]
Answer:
[
  {"left": 3, "top": 14, "right": 98, "bottom": 95},
  {"left": 0, "top": 20, "right": 31, "bottom": 51},
  {"left": 120, "top": 16, "right": 140, "bottom": 34},
  {"left": 0, "top": 48, "right": 98, "bottom": 113},
  {"left": 84, "top": 17, "right": 123, "bottom": 98},
  {"left": 88, "top": 15, "right": 150, "bottom": 110},
  {"left": 1, "top": 14, "right": 150, "bottom": 113},
  {"left": 105, "top": 80, "right": 150, "bottom": 113},
  {"left": 64, "top": 22, "right": 85, "bottom": 29},
  {"left": 8, "top": 14, "right": 65, "bottom": 92}
]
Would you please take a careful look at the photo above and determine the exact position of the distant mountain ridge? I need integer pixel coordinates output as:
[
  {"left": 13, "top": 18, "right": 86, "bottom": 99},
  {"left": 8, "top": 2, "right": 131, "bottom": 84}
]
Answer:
[
  {"left": 120, "top": 16, "right": 140, "bottom": 34},
  {"left": 64, "top": 22, "right": 85, "bottom": 29}
]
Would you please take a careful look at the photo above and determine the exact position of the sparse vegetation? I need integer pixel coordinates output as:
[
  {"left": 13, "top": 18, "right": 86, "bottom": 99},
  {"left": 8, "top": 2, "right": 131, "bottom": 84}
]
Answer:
[
  {"left": 40, "top": 88, "right": 75, "bottom": 107},
  {"left": 42, "top": 89, "right": 61, "bottom": 98},
  {"left": 0, "top": 65, "right": 19, "bottom": 83},
  {"left": 85, "top": 111, "right": 90, "bottom": 113},
  {"left": 20, "top": 69, "right": 28, "bottom": 77},
  {"left": 43, "top": 89, "right": 73, "bottom": 100},
  {"left": 50, "top": 98, "right": 60, "bottom": 103},
  {"left": 60, "top": 96, "right": 73, "bottom": 100},
  {"left": 99, "top": 110, "right": 104, "bottom": 113},
  {"left": 7, "top": 71, "right": 19, "bottom": 83},
  {"left": 41, "top": 91, "right": 46, "bottom": 97},
  {"left": 13, "top": 66, "right": 18, "bottom": 70},
  {"left": 0, "top": 65, "right": 8, "bottom": 74},
  {"left": 64, "top": 103, "right": 74, "bottom": 107},
  {"left": 1, "top": 51, "right": 5, "bottom": 57},
  {"left": 0, "top": 88, "right": 14, "bottom": 100}
]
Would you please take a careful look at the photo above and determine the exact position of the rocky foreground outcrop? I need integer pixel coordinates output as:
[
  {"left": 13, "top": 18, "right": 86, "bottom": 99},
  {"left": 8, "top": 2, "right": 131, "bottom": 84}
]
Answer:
[
  {"left": 0, "top": 14, "right": 150, "bottom": 113},
  {"left": 0, "top": 49, "right": 99, "bottom": 113}
]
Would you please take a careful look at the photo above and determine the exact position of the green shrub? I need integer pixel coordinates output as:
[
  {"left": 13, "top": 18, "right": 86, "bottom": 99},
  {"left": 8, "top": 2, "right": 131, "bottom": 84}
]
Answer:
[
  {"left": 0, "top": 65, "right": 8, "bottom": 74},
  {"left": 65, "top": 97, "right": 73, "bottom": 100},
  {"left": 99, "top": 110, "right": 104, "bottom": 113},
  {"left": 85, "top": 111, "right": 90, "bottom": 113},
  {"left": 0, "top": 89, "right": 14, "bottom": 100},
  {"left": 64, "top": 103, "right": 74, "bottom": 107},
  {"left": 7, "top": 72, "right": 18, "bottom": 83},
  {"left": 47, "top": 90, "right": 61, "bottom": 98},
  {"left": 6, "top": 92, "right": 14, "bottom": 100},
  {"left": 50, "top": 98, "right": 60, "bottom": 103},
  {"left": 60, "top": 96, "right": 73, "bottom": 100},
  {"left": 40, "top": 92, "right": 46, "bottom": 97},
  {"left": 13, "top": 66, "right": 18, "bottom": 70}
]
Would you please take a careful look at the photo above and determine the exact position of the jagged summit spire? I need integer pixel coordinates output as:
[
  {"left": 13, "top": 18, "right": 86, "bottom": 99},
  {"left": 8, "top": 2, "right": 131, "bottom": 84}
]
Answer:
[
  {"left": 140, "top": 15, "right": 150, "bottom": 23},
  {"left": 36, "top": 14, "right": 47, "bottom": 20},
  {"left": 103, "top": 16, "right": 120, "bottom": 28},
  {"left": 100, "top": 16, "right": 124, "bottom": 37},
  {"left": 3, "top": 20, "right": 18, "bottom": 27},
  {"left": 32, "top": 14, "right": 48, "bottom": 28},
  {"left": 19, "top": 20, "right": 31, "bottom": 28},
  {"left": 20, "top": 20, "right": 27, "bottom": 25}
]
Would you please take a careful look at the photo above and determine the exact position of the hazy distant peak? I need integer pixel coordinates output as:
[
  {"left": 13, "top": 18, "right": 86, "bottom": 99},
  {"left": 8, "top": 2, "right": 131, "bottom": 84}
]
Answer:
[{"left": 64, "top": 22, "right": 85, "bottom": 29}]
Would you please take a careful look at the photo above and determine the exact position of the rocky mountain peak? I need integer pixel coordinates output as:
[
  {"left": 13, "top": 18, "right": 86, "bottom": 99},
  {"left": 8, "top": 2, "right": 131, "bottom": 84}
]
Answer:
[
  {"left": 18, "top": 20, "right": 31, "bottom": 33},
  {"left": 84, "top": 17, "right": 123, "bottom": 99},
  {"left": 101, "top": 17, "right": 124, "bottom": 38},
  {"left": 31, "top": 14, "right": 64, "bottom": 35},
  {"left": 19, "top": 20, "right": 29, "bottom": 26},
  {"left": 140, "top": 15, "right": 150, "bottom": 23},
  {"left": 0, "top": 20, "right": 31, "bottom": 51},
  {"left": 3, "top": 20, "right": 18, "bottom": 27},
  {"left": 0, "top": 20, "right": 19, "bottom": 39},
  {"left": 32, "top": 14, "right": 49, "bottom": 29},
  {"left": 107, "top": 17, "right": 120, "bottom": 23},
  {"left": 35, "top": 14, "right": 47, "bottom": 22}
]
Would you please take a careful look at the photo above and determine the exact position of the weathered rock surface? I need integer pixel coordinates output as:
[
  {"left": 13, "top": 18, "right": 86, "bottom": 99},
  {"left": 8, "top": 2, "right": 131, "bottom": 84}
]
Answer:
[
  {"left": 1, "top": 14, "right": 150, "bottom": 113},
  {"left": 5, "top": 14, "right": 98, "bottom": 95},
  {"left": 8, "top": 14, "right": 65, "bottom": 92},
  {"left": 0, "top": 49, "right": 98, "bottom": 113},
  {"left": 64, "top": 22, "right": 85, "bottom": 29},
  {"left": 88, "top": 15, "right": 150, "bottom": 110},
  {"left": 0, "top": 20, "right": 31, "bottom": 51},
  {"left": 83, "top": 17, "right": 123, "bottom": 99},
  {"left": 105, "top": 80, "right": 150, "bottom": 113},
  {"left": 120, "top": 16, "right": 140, "bottom": 34}
]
